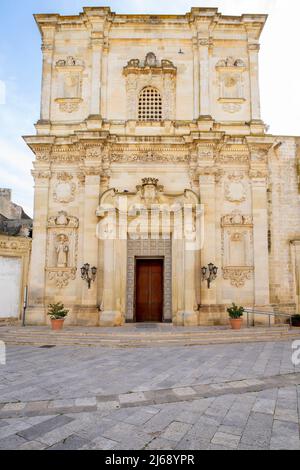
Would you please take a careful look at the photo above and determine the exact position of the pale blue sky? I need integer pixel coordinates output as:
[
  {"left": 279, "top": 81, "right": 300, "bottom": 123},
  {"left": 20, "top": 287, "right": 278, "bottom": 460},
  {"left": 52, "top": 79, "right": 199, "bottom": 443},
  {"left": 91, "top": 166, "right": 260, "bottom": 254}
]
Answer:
[{"left": 0, "top": 0, "right": 299, "bottom": 216}]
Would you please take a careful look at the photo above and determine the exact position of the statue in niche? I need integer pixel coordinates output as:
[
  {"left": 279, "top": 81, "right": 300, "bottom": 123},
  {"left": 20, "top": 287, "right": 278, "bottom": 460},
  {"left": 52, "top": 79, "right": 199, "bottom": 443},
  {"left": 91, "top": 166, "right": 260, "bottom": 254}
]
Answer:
[
  {"left": 145, "top": 52, "right": 157, "bottom": 67},
  {"left": 56, "top": 234, "right": 69, "bottom": 268}
]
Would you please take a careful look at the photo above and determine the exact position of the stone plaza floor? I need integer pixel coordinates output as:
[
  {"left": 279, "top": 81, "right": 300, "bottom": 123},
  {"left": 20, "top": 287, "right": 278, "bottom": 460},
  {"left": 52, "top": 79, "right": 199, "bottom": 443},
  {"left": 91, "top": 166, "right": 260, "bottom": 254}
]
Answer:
[{"left": 0, "top": 340, "right": 300, "bottom": 450}]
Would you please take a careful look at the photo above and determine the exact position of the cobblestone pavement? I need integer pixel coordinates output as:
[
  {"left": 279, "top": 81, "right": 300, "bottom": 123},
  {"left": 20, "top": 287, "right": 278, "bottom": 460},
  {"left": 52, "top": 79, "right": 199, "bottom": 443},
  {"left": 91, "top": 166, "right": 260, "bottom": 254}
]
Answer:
[{"left": 0, "top": 341, "right": 300, "bottom": 450}]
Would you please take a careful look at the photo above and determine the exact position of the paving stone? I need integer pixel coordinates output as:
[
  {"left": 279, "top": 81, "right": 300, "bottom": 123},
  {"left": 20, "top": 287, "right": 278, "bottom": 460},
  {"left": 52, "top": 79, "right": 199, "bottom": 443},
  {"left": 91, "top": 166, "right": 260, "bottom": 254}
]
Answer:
[
  {"left": 81, "top": 436, "right": 118, "bottom": 450},
  {"left": 18, "top": 415, "right": 74, "bottom": 441},
  {"left": 75, "top": 397, "right": 97, "bottom": 407},
  {"left": 173, "top": 387, "right": 196, "bottom": 397},
  {"left": 0, "top": 433, "right": 28, "bottom": 449},
  {"left": 161, "top": 421, "right": 191, "bottom": 442},
  {"left": 146, "top": 437, "right": 176, "bottom": 450},
  {"left": 18, "top": 440, "right": 47, "bottom": 450},
  {"left": 253, "top": 398, "right": 276, "bottom": 415},
  {"left": 119, "top": 392, "right": 147, "bottom": 405},
  {"left": 48, "top": 434, "right": 90, "bottom": 450},
  {"left": 274, "top": 408, "right": 298, "bottom": 423},
  {"left": 48, "top": 399, "right": 75, "bottom": 409},
  {"left": 96, "top": 401, "right": 120, "bottom": 411},
  {"left": 211, "top": 431, "right": 240, "bottom": 449},
  {"left": 241, "top": 412, "right": 273, "bottom": 448},
  {"left": 2, "top": 402, "right": 26, "bottom": 411},
  {"left": 270, "top": 420, "right": 300, "bottom": 450}
]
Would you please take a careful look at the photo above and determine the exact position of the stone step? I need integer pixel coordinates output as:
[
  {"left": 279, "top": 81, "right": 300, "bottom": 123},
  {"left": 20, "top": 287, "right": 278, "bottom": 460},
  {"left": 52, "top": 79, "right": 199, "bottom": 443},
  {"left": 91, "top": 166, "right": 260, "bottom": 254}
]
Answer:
[
  {"left": 1, "top": 326, "right": 299, "bottom": 348},
  {"left": 0, "top": 325, "right": 291, "bottom": 337}
]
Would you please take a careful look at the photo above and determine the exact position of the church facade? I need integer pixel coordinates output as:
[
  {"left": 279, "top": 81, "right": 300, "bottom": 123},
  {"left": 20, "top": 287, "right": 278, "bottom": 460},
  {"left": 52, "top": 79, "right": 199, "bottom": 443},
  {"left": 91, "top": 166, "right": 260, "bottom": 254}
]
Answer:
[{"left": 24, "top": 7, "right": 300, "bottom": 326}]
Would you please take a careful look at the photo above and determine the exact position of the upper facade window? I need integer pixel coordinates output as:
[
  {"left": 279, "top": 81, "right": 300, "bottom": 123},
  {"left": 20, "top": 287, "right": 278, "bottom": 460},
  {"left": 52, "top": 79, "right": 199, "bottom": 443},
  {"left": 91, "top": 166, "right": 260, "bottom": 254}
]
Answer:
[
  {"left": 138, "top": 87, "right": 162, "bottom": 121},
  {"left": 123, "top": 53, "right": 177, "bottom": 121}
]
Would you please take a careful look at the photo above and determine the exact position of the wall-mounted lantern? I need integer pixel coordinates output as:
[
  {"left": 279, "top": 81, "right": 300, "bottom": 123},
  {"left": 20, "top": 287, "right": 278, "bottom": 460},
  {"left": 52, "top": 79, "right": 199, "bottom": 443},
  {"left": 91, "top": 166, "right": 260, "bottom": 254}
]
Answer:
[
  {"left": 81, "top": 263, "right": 97, "bottom": 289},
  {"left": 201, "top": 263, "right": 218, "bottom": 289}
]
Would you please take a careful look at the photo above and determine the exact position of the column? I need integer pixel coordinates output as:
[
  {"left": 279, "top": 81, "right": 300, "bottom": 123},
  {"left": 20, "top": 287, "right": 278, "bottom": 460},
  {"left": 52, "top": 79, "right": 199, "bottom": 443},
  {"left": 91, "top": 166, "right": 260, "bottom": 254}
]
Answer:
[
  {"left": 182, "top": 246, "right": 199, "bottom": 326},
  {"left": 291, "top": 241, "right": 300, "bottom": 314},
  {"left": 248, "top": 43, "right": 261, "bottom": 121},
  {"left": 192, "top": 37, "right": 200, "bottom": 119},
  {"left": 100, "top": 236, "right": 123, "bottom": 326},
  {"left": 89, "top": 35, "right": 103, "bottom": 117},
  {"left": 27, "top": 167, "right": 51, "bottom": 324},
  {"left": 40, "top": 40, "right": 54, "bottom": 122},
  {"left": 251, "top": 171, "right": 270, "bottom": 306},
  {"left": 79, "top": 168, "right": 101, "bottom": 325},
  {"left": 199, "top": 170, "right": 217, "bottom": 306},
  {"left": 198, "top": 38, "right": 211, "bottom": 118}
]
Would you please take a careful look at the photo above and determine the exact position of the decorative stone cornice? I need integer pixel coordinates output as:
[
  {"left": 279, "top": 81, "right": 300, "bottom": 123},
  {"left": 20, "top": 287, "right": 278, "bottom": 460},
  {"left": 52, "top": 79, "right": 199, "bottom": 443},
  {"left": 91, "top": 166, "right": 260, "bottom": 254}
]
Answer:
[
  {"left": 248, "top": 43, "right": 260, "bottom": 52},
  {"left": 123, "top": 53, "right": 177, "bottom": 76},
  {"left": 221, "top": 211, "right": 253, "bottom": 227},
  {"left": 55, "top": 56, "right": 84, "bottom": 68},
  {"left": 110, "top": 152, "right": 189, "bottom": 164},
  {"left": 0, "top": 236, "right": 32, "bottom": 252}
]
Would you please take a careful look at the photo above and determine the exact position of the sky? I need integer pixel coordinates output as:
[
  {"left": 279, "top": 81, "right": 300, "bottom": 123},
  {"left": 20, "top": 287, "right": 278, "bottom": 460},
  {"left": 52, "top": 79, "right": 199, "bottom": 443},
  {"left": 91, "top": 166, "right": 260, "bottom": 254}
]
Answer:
[{"left": 0, "top": 0, "right": 299, "bottom": 216}]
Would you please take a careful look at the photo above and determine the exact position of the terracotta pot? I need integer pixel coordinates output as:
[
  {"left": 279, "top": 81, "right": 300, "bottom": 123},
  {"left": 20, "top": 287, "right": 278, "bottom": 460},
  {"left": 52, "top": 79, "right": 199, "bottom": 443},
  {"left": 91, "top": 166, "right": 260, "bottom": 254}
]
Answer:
[
  {"left": 51, "top": 318, "right": 65, "bottom": 331},
  {"left": 229, "top": 318, "right": 243, "bottom": 330}
]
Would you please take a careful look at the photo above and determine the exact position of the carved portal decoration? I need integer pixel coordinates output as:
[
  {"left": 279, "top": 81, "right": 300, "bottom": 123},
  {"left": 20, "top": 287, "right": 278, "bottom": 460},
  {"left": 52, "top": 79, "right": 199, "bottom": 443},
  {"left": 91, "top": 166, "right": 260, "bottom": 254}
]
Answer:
[
  {"left": 53, "top": 172, "right": 76, "bottom": 203},
  {"left": 221, "top": 210, "right": 254, "bottom": 287},
  {"left": 55, "top": 56, "right": 84, "bottom": 113},
  {"left": 216, "top": 57, "right": 246, "bottom": 113},
  {"left": 123, "top": 53, "right": 177, "bottom": 120},
  {"left": 97, "top": 178, "right": 199, "bottom": 241},
  {"left": 46, "top": 211, "right": 79, "bottom": 288},
  {"left": 224, "top": 172, "right": 247, "bottom": 203}
]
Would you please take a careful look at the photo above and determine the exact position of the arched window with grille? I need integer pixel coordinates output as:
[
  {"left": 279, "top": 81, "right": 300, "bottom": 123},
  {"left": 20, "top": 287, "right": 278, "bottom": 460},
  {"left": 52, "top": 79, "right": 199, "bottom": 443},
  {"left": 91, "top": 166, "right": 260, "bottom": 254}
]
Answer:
[{"left": 138, "top": 87, "right": 162, "bottom": 121}]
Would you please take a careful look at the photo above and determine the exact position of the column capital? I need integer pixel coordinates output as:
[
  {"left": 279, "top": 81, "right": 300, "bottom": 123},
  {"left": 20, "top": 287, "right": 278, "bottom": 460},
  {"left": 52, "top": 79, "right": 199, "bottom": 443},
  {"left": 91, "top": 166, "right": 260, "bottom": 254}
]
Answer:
[
  {"left": 248, "top": 43, "right": 260, "bottom": 52},
  {"left": 198, "top": 37, "right": 213, "bottom": 47},
  {"left": 31, "top": 168, "right": 52, "bottom": 184}
]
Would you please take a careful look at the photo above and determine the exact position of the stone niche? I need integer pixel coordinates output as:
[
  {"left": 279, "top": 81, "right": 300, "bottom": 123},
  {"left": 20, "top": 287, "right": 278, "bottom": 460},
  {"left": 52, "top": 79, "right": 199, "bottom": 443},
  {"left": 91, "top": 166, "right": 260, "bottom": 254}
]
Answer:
[
  {"left": 123, "top": 52, "right": 177, "bottom": 120},
  {"left": 221, "top": 211, "right": 254, "bottom": 287},
  {"left": 216, "top": 57, "right": 246, "bottom": 114},
  {"left": 54, "top": 56, "right": 84, "bottom": 113},
  {"left": 46, "top": 211, "right": 78, "bottom": 288}
]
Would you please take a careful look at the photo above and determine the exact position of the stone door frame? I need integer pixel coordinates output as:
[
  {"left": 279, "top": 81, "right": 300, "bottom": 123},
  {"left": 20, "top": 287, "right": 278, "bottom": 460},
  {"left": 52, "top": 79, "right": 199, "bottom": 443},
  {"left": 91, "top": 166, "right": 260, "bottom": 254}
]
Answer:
[{"left": 126, "top": 239, "right": 172, "bottom": 322}]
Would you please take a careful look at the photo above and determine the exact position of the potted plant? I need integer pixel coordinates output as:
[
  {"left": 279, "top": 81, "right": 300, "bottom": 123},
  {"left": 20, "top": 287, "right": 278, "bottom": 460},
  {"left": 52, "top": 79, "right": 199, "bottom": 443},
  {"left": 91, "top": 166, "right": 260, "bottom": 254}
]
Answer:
[
  {"left": 291, "top": 314, "right": 300, "bottom": 327},
  {"left": 227, "top": 302, "right": 244, "bottom": 330},
  {"left": 47, "top": 302, "right": 69, "bottom": 331}
]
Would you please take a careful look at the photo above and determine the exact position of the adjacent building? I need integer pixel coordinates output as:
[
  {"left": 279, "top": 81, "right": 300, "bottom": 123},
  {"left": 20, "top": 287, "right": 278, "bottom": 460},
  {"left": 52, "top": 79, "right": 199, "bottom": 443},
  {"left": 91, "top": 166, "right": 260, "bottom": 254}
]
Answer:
[{"left": 0, "top": 189, "right": 32, "bottom": 320}]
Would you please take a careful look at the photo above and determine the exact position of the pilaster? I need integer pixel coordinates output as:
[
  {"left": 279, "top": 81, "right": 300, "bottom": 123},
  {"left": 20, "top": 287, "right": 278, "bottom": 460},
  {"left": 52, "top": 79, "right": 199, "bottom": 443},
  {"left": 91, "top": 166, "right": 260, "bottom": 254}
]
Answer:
[{"left": 27, "top": 165, "right": 51, "bottom": 324}]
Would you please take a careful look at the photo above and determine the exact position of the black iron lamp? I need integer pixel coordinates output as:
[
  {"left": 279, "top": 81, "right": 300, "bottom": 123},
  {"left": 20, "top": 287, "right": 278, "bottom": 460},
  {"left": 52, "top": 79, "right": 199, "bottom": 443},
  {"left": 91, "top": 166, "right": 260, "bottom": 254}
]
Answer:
[
  {"left": 81, "top": 263, "right": 97, "bottom": 289},
  {"left": 201, "top": 263, "right": 218, "bottom": 289}
]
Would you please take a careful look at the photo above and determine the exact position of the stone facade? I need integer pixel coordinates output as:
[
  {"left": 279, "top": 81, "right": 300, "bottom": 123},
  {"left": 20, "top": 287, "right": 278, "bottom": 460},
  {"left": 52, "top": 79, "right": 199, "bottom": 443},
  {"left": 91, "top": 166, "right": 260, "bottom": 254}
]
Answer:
[{"left": 24, "top": 6, "right": 300, "bottom": 326}]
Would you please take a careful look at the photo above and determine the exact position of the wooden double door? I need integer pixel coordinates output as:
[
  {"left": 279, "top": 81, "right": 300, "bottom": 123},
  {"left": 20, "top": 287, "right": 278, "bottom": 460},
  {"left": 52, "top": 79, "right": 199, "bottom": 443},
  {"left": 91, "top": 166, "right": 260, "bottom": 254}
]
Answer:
[{"left": 135, "top": 258, "right": 163, "bottom": 322}]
